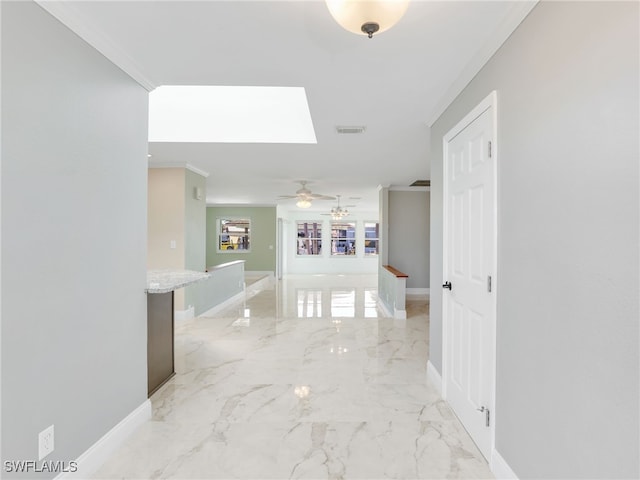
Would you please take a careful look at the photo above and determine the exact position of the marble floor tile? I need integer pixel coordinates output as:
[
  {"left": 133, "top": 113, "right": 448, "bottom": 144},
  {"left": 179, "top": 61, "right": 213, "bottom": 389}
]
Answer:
[{"left": 93, "top": 274, "right": 493, "bottom": 480}]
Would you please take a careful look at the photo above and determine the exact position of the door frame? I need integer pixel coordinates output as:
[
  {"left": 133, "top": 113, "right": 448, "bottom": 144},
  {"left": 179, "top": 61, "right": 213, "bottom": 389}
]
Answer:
[
  {"left": 441, "top": 90, "right": 498, "bottom": 461},
  {"left": 276, "top": 217, "right": 283, "bottom": 280}
]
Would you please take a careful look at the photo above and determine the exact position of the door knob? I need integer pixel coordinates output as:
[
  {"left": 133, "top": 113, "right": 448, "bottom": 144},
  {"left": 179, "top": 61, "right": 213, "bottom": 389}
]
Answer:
[{"left": 442, "top": 281, "right": 452, "bottom": 290}]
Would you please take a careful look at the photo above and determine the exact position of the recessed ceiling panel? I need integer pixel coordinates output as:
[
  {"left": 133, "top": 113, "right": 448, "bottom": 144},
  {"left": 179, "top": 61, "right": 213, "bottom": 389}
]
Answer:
[{"left": 149, "top": 85, "right": 317, "bottom": 144}]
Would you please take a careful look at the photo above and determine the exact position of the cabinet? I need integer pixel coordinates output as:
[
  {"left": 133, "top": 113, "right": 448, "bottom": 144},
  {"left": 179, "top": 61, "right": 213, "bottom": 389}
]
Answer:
[{"left": 147, "top": 292, "right": 175, "bottom": 396}]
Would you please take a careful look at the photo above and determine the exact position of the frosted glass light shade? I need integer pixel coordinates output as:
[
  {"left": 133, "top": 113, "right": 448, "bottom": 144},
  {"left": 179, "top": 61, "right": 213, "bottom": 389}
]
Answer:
[
  {"left": 326, "top": 0, "right": 410, "bottom": 37},
  {"left": 296, "top": 199, "right": 312, "bottom": 208}
]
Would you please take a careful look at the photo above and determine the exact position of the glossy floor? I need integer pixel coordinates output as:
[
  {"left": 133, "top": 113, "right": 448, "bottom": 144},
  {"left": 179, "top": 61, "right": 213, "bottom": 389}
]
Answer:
[{"left": 94, "top": 274, "right": 493, "bottom": 479}]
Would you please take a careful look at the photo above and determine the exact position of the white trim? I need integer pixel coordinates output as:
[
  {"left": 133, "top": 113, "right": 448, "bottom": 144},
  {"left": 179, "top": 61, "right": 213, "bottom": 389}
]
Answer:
[
  {"left": 388, "top": 186, "right": 430, "bottom": 192},
  {"left": 185, "top": 164, "right": 210, "bottom": 178},
  {"left": 246, "top": 275, "right": 273, "bottom": 293},
  {"left": 276, "top": 217, "right": 284, "bottom": 280},
  {"left": 444, "top": 92, "right": 497, "bottom": 143},
  {"left": 245, "top": 271, "right": 275, "bottom": 291},
  {"left": 491, "top": 450, "right": 519, "bottom": 480},
  {"left": 34, "top": 1, "right": 156, "bottom": 92},
  {"left": 394, "top": 309, "right": 407, "bottom": 320},
  {"left": 55, "top": 400, "right": 151, "bottom": 479},
  {"left": 199, "top": 290, "right": 246, "bottom": 317},
  {"left": 378, "top": 297, "right": 407, "bottom": 320},
  {"left": 174, "top": 305, "right": 195, "bottom": 322},
  {"left": 377, "top": 299, "right": 393, "bottom": 319},
  {"left": 406, "top": 287, "right": 430, "bottom": 299},
  {"left": 147, "top": 162, "right": 210, "bottom": 178},
  {"left": 245, "top": 270, "right": 274, "bottom": 277},
  {"left": 428, "top": 1, "right": 537, "bottom": 126},
  {"left": 207, "top": 260, "right": 246, "bottom": 271},
  {"left": 427, "top": 360, "right": 442, "bottom": 395}
]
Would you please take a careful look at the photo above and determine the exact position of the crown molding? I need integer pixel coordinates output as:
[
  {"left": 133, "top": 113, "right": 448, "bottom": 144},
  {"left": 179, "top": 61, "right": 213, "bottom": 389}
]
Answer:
[
  {"left": 148, "top": 162, "right": 210, "bottom": 178},
  {"left": 389, "top": 186, "right": 430, "bottom": 192},
  {"left": 34, "top": 0, "right": 156, "bottom": 92},
  {"left": 184, "top": 164, "right": 210, "bottom": 178},
  {"left": 427, "top": 0, "right": 538, "bottom": 127}
]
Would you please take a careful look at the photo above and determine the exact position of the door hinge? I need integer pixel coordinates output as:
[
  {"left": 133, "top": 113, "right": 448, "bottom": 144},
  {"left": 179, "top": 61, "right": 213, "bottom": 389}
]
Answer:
[
  {"left": 477, "top": 406, "right": 491, "bottom": 427},
  {"left": 488, "top": 141, "right": 492, "bottom": 158},
  {"left": 487, "top": 275, "right": 492, "bottom": 293}
]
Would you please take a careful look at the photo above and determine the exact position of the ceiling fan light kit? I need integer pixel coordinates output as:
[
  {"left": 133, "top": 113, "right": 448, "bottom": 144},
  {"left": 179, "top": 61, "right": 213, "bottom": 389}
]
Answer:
[
  {"left": 279, "top": 181, "right": 336, "bottom": 209},
  {"left": 331, "top": 210, "right": 349, "bottom": 220},
  {"left": 330, "top": 195, "right": 350, "bottom": 219},
  {"left": 325, "top": 0, "right": 410, "bottom": 38}
]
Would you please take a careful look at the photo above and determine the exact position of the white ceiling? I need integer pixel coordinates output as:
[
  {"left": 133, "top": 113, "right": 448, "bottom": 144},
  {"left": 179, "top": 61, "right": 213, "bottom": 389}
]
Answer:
[{"left": 40, "top": 0, "right": 535, "bottom": 212}]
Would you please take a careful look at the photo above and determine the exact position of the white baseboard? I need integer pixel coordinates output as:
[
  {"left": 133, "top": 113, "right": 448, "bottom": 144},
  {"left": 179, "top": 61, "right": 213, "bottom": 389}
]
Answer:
[
  {"left": 491, "top": 449, "right": 519, "bottom": 479},
  {"left": 377, "top": 300, "right": 406, "bottom": 320},
  {"left": 406, "top": 287, "right": 430, "bottom": 299},
  {"left": 377, "top": 299, "right": 393, "bottom": 318},
  {"left": 244, "top": 270, "right": 274, "bottom": 278},
  {"left": 427, "top": 360, "right": 442, "bottom": 395},
  {"left": 199, "top": 290, "right": 246, "bottom": 317},
  {"left": 246, "top": 275, "right": 273, "bottom": 293},
  {"left": 174, "top": 305, "right": 195, "bottom": 322},
  {"left": 56, "top": 399, "right": 151, "bottom": 479}
]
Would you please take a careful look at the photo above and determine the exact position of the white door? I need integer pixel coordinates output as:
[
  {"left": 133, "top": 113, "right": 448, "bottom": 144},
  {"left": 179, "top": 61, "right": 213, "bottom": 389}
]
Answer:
[{"left": 443, "top": 92, "right": 497, "bottom": 461}]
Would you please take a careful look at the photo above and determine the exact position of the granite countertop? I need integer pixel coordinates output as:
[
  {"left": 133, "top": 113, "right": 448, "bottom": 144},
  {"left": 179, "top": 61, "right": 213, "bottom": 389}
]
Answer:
[{"left": 146, "top": 269, "right": 210, "bottom": 294}]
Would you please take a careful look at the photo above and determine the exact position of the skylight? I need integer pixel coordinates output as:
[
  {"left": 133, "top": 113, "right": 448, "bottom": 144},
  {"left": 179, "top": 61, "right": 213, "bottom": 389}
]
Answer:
[{"left": 148, "top": 85, "right": 317, "bottom": 144}]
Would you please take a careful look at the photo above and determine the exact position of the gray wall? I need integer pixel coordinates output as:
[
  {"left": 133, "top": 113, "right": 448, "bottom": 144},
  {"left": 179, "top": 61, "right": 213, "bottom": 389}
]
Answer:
[
  {"left": 190, "top": 262, "right": 245, "bottom": 316},
  {"left": 206, "top": 206, "right": 277, "bottom": 272},
  {"left": 184, "top": 169, "right": 207, "bottom": 310},
  {"left": 1, "top": 2, "right": 148, "bottom": 476},
  {"left": 388, "top": 190, "right": 430, "bottom": 288},
  {"left": 429, "top": 2, "right": 639, "bottom": 478}
]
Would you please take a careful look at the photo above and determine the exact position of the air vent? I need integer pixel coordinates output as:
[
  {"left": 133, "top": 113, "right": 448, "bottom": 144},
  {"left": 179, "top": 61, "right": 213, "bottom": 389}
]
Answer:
[
  {"left": 410, "top": 180, "right": 431, "bottom": 187},
  {"left": 336, "top": 126, "right": 366, "bottom": 134}
]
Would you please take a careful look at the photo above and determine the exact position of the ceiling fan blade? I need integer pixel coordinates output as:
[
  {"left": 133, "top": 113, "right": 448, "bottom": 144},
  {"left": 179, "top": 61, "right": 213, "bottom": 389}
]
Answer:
[
  {"left": 309, "top": 194, "right": 336, "bottom": 200},
  {"left": 277, "top": 195, "right": 298, "bottom": 199}
]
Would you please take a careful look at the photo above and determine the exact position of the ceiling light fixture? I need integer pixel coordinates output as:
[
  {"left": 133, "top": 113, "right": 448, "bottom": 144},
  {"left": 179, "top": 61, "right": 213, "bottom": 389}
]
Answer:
[
  {"left": 296, "top": 199, "right": 312, "bottom": 209},
  {"left": 331, "top": 195, "right": 350, "bottom": 220},
  {"left": 325, "top": 0, "right": 410, "bottom": 39}
]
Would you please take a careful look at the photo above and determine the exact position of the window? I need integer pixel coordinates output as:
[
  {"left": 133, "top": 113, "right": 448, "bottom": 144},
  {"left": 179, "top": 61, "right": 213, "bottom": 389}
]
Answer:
[
  {"left": 331, "top": 221, "right": 356, "bottom": 256},
  {"left": 296, "top": 221, "right": 322, "bottom": 256},
  {"left": 364, "top": 222, "right": 379, "bottom": 256},
  {"left": 217, "top": 218, "right": 250, "bottom": 252}
]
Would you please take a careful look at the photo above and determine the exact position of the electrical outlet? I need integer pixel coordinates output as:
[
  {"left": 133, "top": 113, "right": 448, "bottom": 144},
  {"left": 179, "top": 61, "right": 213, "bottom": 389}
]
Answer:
[
  {"left": 38, "top": 425, "right": 54, "bottom": 460},
  {"left": 170, "top": 240, "right": 176, "bottom": 249}
]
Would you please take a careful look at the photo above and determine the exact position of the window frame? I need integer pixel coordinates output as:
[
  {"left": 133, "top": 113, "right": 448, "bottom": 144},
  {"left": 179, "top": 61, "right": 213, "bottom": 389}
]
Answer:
[
  {"left": 364, "top": 221, "right": 380, "bottom": 257},
  {"left": 216, "top": 217, "right": 251, "bottom": 253},
  {"left": 296, "top": 220, "right": 323, "bottom": 256},
  {"left": 330, "top": 221, "right": 357, "bottom": 256}
]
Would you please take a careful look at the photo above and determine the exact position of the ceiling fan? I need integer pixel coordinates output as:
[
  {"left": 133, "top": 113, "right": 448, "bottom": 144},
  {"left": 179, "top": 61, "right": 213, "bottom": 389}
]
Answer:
[
  {"left": 278, "top": 181, "right": 335, "bottom": 208},
  {"left": 321, "top": 195, "right": 356, "bottom": 219}
]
